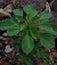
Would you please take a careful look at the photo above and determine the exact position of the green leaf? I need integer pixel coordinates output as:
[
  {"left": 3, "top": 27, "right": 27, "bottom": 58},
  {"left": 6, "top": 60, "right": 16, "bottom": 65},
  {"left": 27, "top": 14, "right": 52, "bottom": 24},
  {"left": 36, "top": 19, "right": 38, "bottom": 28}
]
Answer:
[
  {"left": 39, "top": 23, "right": 54, "bottom": 34},
  {"left": 0, "top": 17, "right": 17, "bottom": 30},
  {"left": 14, "top": 44, "right": 20, "bottom": 51},
  {"left": 40, "top": 33, "right": 55, "bottom": 48},
  {"left": 8, "top": 24, "right": 20, "bottom": 36},
  {"left": 15, "top": 16, "right": 25, "bottom": 21},
  {"left": 29, "top": 25, "right": 38, "bottom": 39},
  {"left": 23, "top": 5, "right": 38, "bottom": 17},
  {"left": 13, "top": 9, "right": 23, "bottom": 16},
  {"left": 12, "top": 36, "right": 21, "bottom": 51},
  {"left": 0, "top": 19, "right": 10, "bottom": 30},
  {"left": 39, "top": 11, "right": 52, "bottom": 23},
  {"left": 51, "top": 24, "right": 57, "bottom": 35},
  {"left": 22, "top": 34, "right": 34, "bottom": 54},
  {"left": 17, "top": 54, "right": 25, "bottom": 62},
  {"left": 36, "top": 49, "right": 50, "bottom": 59},
  {"left": 19, "top": 23, "right": 27, "bottom": 32},
  {"left": 12, "top": 36, "right": 20, "bottom": 43},
  {"left": 26, "top": 58, "right": 33, "bottom": 65},
  {"left": 31, "top": 16, "right": 39, "bottom": 23},
  {"left": 37, "top": 42, "right": 42, "bottom": 48}
]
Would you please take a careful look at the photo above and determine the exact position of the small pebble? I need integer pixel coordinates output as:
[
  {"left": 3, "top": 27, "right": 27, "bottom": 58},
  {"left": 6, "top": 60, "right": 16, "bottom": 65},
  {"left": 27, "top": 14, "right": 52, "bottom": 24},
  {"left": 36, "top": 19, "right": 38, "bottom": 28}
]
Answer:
[{"left": 5, "top": 45, "right": 13, "bottom": 53}]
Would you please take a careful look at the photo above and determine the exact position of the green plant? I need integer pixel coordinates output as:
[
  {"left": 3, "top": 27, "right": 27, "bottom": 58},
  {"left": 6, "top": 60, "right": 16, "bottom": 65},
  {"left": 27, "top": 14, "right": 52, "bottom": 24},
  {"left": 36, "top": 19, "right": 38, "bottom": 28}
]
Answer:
[{"left": 0, "top": 5, "right": 57, "bottom": 65}]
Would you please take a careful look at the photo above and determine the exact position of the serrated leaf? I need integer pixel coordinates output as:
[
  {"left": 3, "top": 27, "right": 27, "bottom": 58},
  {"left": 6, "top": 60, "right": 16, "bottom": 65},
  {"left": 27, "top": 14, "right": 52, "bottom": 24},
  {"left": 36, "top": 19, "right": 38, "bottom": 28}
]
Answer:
[
  {"left": 13, "top": 9, "right": 23, "bottom": 17},
  {"left": 40, "top": 33, "right": 55, "bottom": 48},
  {"left": 8, "top": 24, "right": 20, "bottom": 36},
  {"left": 23, "top": 5, "right": 38, "bottom": 17},
  {"left": 31, "top": 16, "right": 39, "bottom": 22},
  {"left": 36, "top": 49, "right": 50, "bottom": 59},
  {"left": 39, "top": 23, "right": 54, "bottom": 34},
  {"left": 39, "top": 11, "right": 52, "bottom": 23},
  {"left": 51, "top": 24, "right": 57, "bottom": 35},
  {"left": 0, "top": 17, "right": 17, "bottom": 30},
  {"left": 29, "top": 25, "right": 38, "bottom": 39},
  {"left": 22, "top": 34, "right": 34, "bottom": 54},
  {"left": 0, "top": 19, "right": 10, "bottom": 30}
]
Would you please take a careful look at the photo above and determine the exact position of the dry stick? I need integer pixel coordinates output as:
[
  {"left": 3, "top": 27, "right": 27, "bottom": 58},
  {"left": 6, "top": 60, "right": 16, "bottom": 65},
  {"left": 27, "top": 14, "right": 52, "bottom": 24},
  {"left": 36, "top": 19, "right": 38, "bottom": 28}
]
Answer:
[
  {"left": 0, "top": 8, "right": 11, "bottom": 17},
  {"left": 4, "top": 4, "right": 13, "bottom": 13},
  {"left": 45, "top": 1, "right": 51, "bottom": 13}
]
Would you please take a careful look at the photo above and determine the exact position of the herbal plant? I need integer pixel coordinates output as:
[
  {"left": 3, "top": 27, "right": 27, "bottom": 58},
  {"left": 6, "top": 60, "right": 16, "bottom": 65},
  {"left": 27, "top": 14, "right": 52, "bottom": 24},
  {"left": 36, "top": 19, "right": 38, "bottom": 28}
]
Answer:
[{"left": 0, "top": 5, "right": 57, "bottom": 65}]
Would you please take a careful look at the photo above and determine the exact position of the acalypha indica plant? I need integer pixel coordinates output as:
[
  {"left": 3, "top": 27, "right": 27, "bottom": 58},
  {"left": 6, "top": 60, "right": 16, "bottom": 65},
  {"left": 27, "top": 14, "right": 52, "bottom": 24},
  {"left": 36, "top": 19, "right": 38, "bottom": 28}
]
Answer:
[{"left": 0, "top": 5, "right": 57, "bottom": 65}]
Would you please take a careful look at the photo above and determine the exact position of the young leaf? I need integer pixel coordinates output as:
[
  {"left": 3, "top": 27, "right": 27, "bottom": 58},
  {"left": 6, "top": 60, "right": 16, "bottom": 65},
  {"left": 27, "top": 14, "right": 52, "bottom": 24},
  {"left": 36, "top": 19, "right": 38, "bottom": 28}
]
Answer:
[
  {"left": 0, "top": 17, "right": 17, "bottom": 30},
  {"left": 17, "top": 55, "right": 24, "bottom": 61},
  {"left": 13, "top": 9, "right": 23, "bottom": 17},
  {"left": 26, "top": 58, "right": 33, "bottom": 65},
  {"left": 0, "top": 19, "right": 10, "bottom": 30},
  {"left": 39, "top": 23, "right": 54, "bottom": 34},
  {"left": 15, "top": 16, "right": 25, "bottom": 21},
  {"left": 22, "top": 34, "right": 34, "bottom": 54},
  {"left": 12, "top": 36, "right": 21, "bottom": 51},
  {"left": 29, "top": 25, "right": 38, "bottom": 39},
  {"left": 8, "top": 24, "right": 20, "bottom": 36},
  {"left": 31, "top": 16, "right": 39, "bottom": 23},
  {"left": 40, "top": 33, "right": 55, "bottom": 48},
  {"left": 51, "top": 24, "right": 57, "bottom": 35},
  {"left": 36, "top": 49, "right": 50, "bottom": 59},
  {"left": 39, "top": 11, "right": 52, "bottom": 23},
  {"left": 23, "top": 5, "right": 38, "bottom": 17},
  {"left": 19, "top": 23, "right": 27, "bottom": 32}
]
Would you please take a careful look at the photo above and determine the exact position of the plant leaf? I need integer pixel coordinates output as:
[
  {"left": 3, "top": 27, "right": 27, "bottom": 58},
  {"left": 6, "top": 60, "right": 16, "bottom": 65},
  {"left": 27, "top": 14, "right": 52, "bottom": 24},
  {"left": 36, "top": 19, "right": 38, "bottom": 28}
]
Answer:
[
  {"left": 29, "top": 25, "right": 38, "bottom": 39},
  {"left": 13, "top": 9, "right": 23, "bottom": 17},
  {"left": 51, "top": 24, "right": 57, "bottom": 35},
  {"left": 22, "top": 34, "right": 34, "bottom": 54},
  {"left": 0, "top": 17, "right": 17, "bottom": 30},
  {"left": 39, "top": 11, "right": 52, "bottom": 23},
  {"left": 19, "top": 23, "right": 27, "bottom": 32},
  {"left": 26, "top": 58, "right": 33, "bottom": 65},
  {"left": 8, "top": 24, "right": 20, "bottom": 36},
  {"left": 39, "top": 23, "right": 54, "bottom": 34},
  {"left": 15, "top": 16, "right": 25, "bottom": 21},
  {"left": 36, "top": 49, "right": 50, "bottom": 59},
  {"left": 31, "top": 16, "right": 39, "bottom": 23},
  {"left": 40, "top": 33, "right": 55, "bottom": 48},
  {"left": 23, "top": 5, "right": 38, "bottom": 17}
]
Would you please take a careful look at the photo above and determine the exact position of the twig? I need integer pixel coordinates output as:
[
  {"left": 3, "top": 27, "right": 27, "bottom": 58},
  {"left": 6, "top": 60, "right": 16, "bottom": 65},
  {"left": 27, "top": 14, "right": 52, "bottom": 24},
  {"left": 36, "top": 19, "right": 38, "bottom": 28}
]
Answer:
[{"left": 45, "top": 2, "right": 51, "bottom": 13}]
